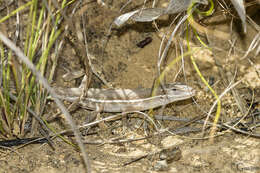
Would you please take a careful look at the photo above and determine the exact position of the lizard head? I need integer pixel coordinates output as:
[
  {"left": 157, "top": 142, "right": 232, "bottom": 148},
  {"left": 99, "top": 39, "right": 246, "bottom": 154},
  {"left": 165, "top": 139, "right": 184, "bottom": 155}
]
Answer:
[{"left": 164, "top": 83, "right": 196, "bottom": 100}]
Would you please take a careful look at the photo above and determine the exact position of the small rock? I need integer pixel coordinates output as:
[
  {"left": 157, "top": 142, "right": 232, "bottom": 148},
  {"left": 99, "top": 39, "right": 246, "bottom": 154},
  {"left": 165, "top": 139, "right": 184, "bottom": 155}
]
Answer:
[
  {"left": 153, "top": 160, "right": 168, "bottom": 171},
  {"left": 159, "top": 146, "right": 182, "bottom": 163}
]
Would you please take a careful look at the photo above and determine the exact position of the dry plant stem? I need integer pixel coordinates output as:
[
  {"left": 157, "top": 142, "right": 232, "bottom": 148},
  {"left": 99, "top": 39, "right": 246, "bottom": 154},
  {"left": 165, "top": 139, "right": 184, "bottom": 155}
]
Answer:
[
  {"left": 158, "top": 14, "right": 189, "bottom": 75},
  {"left": 212, "top": 52, "right": 248, "bottom": 115},
  {"left": 49, "top": 40, "right": 64, "bottom": 82},
  {"left": 177, "top": 41, "right": 186, "bottom": 81},
  {"left": 119, "top": 0, "right": 132, "bottom": 12},
  {"left": 188, "top": 15, "right": 231, "bottom": 40},
  {"left": 156, "top": 113, "right": 260, "bottom": 138},
  {"left": 204, "top": 80, "right": 242, "bottom": 138},
  {"left": 14, "top": 8, "right": 20, "bottom": 43},
  {"left": 56, "top": 110, "right": 161, "bottom": 137},
  {"left": 159, "top": 112, "right": 260, "bottom": 139},
  {"left": 46, "top": 101, "right": 81, "bottom": 122},
  {"left": 155, "top": 15, "right": 190, "bottom": 114},
  {"left": 241, "top": 32, "right": 260, "bottom": 59},
  {"left": 52, "top": 0, "right": 93, "bottom": 90},
  {"left": 228, "top": 37, "right": 237, "bottom": 57},
  {"left": 83, "top": 127, "right": 200, "bottom": 145},
  {"left": 226, "top": 71, "right": 248, "bottom": 114},
  {"left": 222, "top": 121, "right": 260, "bottom": 138},
  {"left": 247, "top": 15, "right": 260, "bottom": 32},
  {"left": 133, "top": 111, "right": 160, "bottom": 131},
  {"left": 227, "top": 91, "right": 254, "bottom": 128},
  {"left": 0, "top": 32, "right": 91, "bottom": 173},
  {"left": 82, "top": 114, "right": 260, "bottom": 146},
  {"left": 81, "top": 15, "right": 112, "bottom": 88},
  {"left": 43, "top": 113, "right": 260, "bottom": 152}
]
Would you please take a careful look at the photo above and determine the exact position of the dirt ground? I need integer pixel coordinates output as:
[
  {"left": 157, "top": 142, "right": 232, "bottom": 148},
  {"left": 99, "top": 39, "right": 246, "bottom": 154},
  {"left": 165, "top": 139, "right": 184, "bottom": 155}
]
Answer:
[{"left": 0, "top": 0, "right": 260, "bottom": 172}]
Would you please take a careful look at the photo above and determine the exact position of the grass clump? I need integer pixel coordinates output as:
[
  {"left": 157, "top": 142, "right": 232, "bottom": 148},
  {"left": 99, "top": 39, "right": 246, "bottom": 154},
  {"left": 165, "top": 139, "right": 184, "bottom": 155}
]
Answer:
[{"left": 0, "top": 0, "right": 65, "bottom": 138}]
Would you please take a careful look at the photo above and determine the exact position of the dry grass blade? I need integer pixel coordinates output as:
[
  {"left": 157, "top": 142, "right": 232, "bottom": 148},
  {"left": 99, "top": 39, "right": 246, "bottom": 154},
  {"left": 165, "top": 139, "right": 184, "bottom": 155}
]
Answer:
[
  {"left": 0, "top": 32, "right": 91, "bottom": 173},
  {"left": 114, "top": 10, "right": 139, "bottom": 26},
  {"left": 230, "top": 0, "right": 247, "bottom": 33},
  {"left": 131, "top": 8, "right": 165, "bottom": 22},
  {"left": 113, "top": 8, "right": 165, "bottom": 26},
  {"left": 241, "top": 32, "right": 260, "bottom": 59},
  {"left": 114, "top": 0, "right": 208, "bottom": 26}
]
